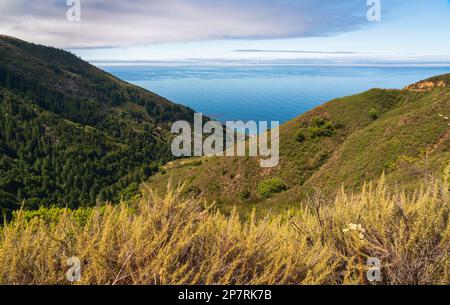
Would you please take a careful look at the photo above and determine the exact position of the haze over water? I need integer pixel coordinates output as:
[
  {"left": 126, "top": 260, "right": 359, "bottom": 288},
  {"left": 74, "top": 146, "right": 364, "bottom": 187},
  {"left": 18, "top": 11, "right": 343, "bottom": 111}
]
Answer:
[{"left": 103, "top": 66, "right": 450, "bottom": 124}]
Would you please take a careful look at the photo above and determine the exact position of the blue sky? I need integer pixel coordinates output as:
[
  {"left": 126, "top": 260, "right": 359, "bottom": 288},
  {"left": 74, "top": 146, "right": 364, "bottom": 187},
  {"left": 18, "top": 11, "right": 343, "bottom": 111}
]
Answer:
[{"left": 1, "top": 0, "right": 450, "bottom": 65}]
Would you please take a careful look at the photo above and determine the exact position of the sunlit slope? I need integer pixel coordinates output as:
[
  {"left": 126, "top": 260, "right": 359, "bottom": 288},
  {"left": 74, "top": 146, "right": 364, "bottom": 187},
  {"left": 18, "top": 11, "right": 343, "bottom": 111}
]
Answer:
[{"left": 148, "top": 74, "right": 450, "bottom": 210}]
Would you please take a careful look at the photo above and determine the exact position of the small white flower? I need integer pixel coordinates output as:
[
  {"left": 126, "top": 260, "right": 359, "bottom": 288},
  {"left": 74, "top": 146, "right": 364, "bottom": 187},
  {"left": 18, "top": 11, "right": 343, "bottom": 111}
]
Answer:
[{"left": 343, "top": 223, "right": 366, "bottom": 240}]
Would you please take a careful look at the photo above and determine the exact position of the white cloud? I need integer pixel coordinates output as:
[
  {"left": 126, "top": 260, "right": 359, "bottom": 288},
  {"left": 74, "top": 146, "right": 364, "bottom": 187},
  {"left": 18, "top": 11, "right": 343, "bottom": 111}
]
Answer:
[{"left": 0, "top": 0, "right": 371, "bottom": 48}]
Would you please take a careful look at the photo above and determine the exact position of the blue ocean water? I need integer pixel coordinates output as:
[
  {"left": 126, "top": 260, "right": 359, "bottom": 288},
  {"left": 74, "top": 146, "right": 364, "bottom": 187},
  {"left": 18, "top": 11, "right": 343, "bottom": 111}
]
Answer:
[{"left": 103, "top": 66, "right": 450, "bottom": 124}]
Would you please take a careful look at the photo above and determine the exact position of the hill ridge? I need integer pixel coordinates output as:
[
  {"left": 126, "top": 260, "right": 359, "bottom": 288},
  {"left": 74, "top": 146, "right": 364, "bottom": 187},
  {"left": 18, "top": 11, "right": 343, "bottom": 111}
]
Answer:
[{"left": 146, "top": 73, "right": 450, "bottom": 212}]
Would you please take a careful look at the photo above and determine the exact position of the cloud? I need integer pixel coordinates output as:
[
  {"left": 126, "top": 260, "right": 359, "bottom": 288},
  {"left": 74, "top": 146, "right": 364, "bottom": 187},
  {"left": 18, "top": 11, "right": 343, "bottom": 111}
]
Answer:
[
  {"left": 235, "top": 49, "right": 364, "bottom": 55},
  {"left": 0, "top": 0, "right": 374, "bottom": 48}
]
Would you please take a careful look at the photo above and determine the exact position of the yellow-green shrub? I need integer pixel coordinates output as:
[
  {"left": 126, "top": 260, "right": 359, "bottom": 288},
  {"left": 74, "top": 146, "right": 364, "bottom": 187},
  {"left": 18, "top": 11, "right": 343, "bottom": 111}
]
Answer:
[{"left": 0, "top": 175, "right": 448, "bottom": 285}]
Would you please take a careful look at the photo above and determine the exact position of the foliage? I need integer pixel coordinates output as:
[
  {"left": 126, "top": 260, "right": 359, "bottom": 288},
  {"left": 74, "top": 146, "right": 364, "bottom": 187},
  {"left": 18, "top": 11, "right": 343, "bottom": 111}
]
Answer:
[
  {"left": 296, "top": 117, "right": 336, "bottom": 142},
  {"left": 11, "top": 206, "right": 95, "bottom": 227},
  {"left": 258, "top": 178, "right": 287, "bottom": 198},
  {"left": 148, "top": 76, "right": 450, "bottom": 208},
  {"left": 295, "top": 130, "right": 306, "bottom": 142},
  {"left": 0, "top": 176, "right": 448, "bottom": 285},
  {"left": 239, "top": 189, "right": 251, "bottom": 200},
  {"left": 308, "top": 117, "right": 335, "bottom": 139},
  {"left": 0, "top": 36, "right": 195, "bottom": 217},
  {"left": 368, "top": 108, "right": 380, "bottom": 120}
]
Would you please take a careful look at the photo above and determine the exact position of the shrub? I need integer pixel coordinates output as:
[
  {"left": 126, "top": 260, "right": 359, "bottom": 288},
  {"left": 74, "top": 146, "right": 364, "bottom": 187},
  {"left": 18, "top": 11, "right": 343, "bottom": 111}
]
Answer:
[
  {"left": 296, "top": 118, "right": 337, "bottom": 141},
  {"left": 309, "top": 121, "right": 334, "bottom": 138},
  {"left": 309, "top": 117, "right": 335, "bottom": 139},
  {"left": 295, "top": 129, "right": 307, "bottom": 142},
  {"left": 120, "top": 182, "right": 140, "bottom": 201},
  {"left": 257, "top": 178, "right": 287, "bottom": 198},
  {"left": 312, "top": 117, "right": 326, "bottom": 127},
  {"left": 12, "top": 206, "right": 95, "bottom": 227},
  {"left": 369, "top": 108, "right": 380, "bottom": 120},
  {"left": 239, "top": 189, "right": 251, "bottom": 200},
  {"left": 0, "top": 176, "right": 448, "bottom": 285},
  {"left": 190, "top": 160, "right": 203, "bottom": 167},
  {"left": 180, "top": 160, "right": 203, "bottom": 168}
]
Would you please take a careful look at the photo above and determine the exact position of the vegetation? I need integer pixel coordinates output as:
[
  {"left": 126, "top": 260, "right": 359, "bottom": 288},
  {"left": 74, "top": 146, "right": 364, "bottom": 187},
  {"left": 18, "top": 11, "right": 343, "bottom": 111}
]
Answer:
[
  {"left": 0, "top": 172, "right": 448, "bottom": 285},
  {"left": 368, "top": 107, "right": 380, "bottom": 120},
  {"left": 148, "top": 78, "right": 450, "bottom": 209},
  {"left": 308, "top": 117, "right": 336, "bottom": 138},
  {"left": 238, "top": 189, "right": 251, "bottom": 200},
  {"left": 0, "top": 36, "right": 195, "bottom": 218},
  {"left": 257, "top": 178, "right": 287, "bottom": 198},
  {"left": 0, "top": 36, "right": 449, "bottom": 285},
  {"left": 295, "top": 130, "right": 306, "bottom": 142}
]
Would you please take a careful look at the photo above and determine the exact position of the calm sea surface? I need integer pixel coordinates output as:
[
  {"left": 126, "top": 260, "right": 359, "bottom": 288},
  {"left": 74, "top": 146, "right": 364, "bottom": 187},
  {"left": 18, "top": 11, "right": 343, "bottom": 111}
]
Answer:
[{"left": 102, "top": 66, "right": 450, "bottom": 124}]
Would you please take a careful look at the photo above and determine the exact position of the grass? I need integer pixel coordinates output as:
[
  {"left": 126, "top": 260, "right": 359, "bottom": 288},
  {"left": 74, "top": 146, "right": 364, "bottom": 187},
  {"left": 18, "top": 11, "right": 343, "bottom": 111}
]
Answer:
[
  {"left": 0, "top": 169, "right": 448, "bottom": 285},
  {"left": 146, "top": 83, "right": 450, "bottom": 210}
]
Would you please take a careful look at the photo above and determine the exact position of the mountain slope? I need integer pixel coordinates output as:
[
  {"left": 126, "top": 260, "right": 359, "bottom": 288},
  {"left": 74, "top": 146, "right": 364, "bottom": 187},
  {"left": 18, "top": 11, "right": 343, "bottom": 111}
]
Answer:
[
  {"left": 0, "top": 36, "right": 195, "bottom": 215},
  {"left": 147, "top": 74, "right": 450, "bottom": 212}
]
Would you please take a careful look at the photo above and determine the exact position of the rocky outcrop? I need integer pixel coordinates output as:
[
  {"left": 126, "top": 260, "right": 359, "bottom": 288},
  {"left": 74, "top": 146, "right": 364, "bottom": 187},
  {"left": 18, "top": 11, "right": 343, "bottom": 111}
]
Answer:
[{"left": 405, "top": 80, "right": 447, "bottom": 92}]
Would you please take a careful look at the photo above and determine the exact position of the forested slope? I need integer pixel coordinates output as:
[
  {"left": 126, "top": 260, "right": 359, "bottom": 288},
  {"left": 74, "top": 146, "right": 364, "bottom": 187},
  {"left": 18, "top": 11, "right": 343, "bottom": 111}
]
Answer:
[{"left": 0, "top": 35, "right": 195, "bottom": 216}]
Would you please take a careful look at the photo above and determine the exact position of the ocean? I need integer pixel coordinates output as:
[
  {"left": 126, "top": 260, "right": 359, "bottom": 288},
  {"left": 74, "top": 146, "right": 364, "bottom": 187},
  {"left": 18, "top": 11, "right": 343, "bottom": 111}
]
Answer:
[{"left": 102, "top": 65, "right": 450, "bottom": 124}]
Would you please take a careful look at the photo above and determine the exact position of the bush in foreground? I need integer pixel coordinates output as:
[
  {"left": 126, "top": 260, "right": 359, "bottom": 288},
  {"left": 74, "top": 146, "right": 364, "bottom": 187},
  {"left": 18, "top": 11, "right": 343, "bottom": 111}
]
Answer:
[{"left": 0, "top": 172, "right": 448, "bottom": 285}]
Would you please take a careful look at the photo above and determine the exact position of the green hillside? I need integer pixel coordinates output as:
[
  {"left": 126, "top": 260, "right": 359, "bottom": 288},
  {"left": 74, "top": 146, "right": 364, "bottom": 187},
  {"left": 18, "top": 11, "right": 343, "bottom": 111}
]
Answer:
[
  {"left": 148, "top": 75, "right": 450, "bottom": 213},
  {"left": 1, "top": 35, "right": 449, "bottom": 218},
  {"left": 0, "top": 36, "right": 195, "bottom": 216}
]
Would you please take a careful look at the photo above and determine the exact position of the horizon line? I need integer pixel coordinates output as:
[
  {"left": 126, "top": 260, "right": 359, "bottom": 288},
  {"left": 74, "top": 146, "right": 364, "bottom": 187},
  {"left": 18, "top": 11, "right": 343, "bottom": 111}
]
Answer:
[{"left": 90, "top": 60, "right": 450, "bottom": 68}]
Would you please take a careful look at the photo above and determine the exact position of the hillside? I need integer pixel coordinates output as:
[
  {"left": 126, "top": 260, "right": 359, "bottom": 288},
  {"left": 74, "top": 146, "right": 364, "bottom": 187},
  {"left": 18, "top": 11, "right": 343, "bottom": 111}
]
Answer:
[
  {"left": 148, "top": 74, "right": 450, "bottom": 213},
  {"left": 0, "top": 36, "right": 195, "bottom": 216}
]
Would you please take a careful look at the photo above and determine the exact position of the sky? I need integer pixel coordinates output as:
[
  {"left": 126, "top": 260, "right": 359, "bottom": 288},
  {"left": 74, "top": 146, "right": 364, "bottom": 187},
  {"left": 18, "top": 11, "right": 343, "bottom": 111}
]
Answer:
[{"left": 1, "top": 0, "right": 450, "bottom": 65}]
